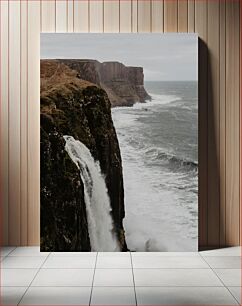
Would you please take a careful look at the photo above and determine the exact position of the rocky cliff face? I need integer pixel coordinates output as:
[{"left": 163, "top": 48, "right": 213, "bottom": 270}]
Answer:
[
  {"left": 40, "top": 60, "right": 127, "bottom": 251},
  {"left": 59, "top": 59, "right": 151, "bottom": 107}
]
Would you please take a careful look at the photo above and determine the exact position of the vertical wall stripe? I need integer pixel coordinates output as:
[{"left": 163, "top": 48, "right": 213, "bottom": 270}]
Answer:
[
  {"left": 138, "top": 0, "right": 151, "bottom": 32},
  {"left": 20, "top": 0, "right": 28, "bottom": 246},
  {"left": 120, "top": 0, "right": 132, "bottom": 32},
  {"left": 41, "top": 0, "right": 56, "bottom": 33},
  {"left": 104, "top": 0, "right": 119, "bottom": 33},
  {"left": 225, "top": 0, "right": 240, "bottom": 246},
  {"left": 27, "top": 0, "right": 40, "bottom": 245},
  {"left": 67, "top": 0, "right": 74, "bottom": 32},
  {"left": 9, "top": 0, "right": 21, "bottom": 246},
  {"left": 56, "top": 0, "right": 67, "bottom": 33},
  {"left": 195, "top": 0, "right": 208, "bottom": 247},
  {"left": 74, "top": 0, "right": 89, "bottom": 32},
  {"left": 90, "top": 0, "right": 103, "bottom": 32},
  {"left": 207, "top": 0, "right": 220, "bottom": 246},
  {"left": 188, "top": 0, "right": 195, "bottom": 33},
  {"left": 240, "top": 0, "right": 242, "bottom": 248},
  {"left": 219, "top": 0, "right": 226, "bottom": 246},
  {"left": 131, "top": 0, "right": 138, "bottom": 33},
  {"left": 0, "top": 0, "right": 9, "bottom": 246},
  {"left": 151, "top": 0, "right": 164, "bottom": 33},
  {"left": 178, "top": 0, "right": 188, "bottom": 32},
  {"left": 164, "top": 0, "right": 178, "bottom": 32}
]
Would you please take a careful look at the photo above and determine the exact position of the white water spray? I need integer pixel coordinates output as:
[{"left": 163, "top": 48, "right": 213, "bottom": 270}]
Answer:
[{"left": 64, "top": 135, "right": 120, "bottom": 251}]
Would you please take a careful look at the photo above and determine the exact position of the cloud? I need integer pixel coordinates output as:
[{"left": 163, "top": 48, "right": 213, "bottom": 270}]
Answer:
[{"left": 41, "top": 33, "right": 198, "bottom": 81}]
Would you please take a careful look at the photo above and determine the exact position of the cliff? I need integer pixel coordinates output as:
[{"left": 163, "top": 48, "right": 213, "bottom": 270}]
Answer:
[
  {"left": 58, "top": 59, "right": 151, "bottom": 107},
  {"left": 40, "top": 60, "right": 127, "bottom": 251}
]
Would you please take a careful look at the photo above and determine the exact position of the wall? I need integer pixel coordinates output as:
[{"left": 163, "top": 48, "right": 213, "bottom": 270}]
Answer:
[{"left": 0, "top": 0, "right": 240, "bottom": 248}]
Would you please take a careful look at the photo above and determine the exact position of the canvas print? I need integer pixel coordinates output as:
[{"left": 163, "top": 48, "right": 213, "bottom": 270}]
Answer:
[{"left": 40, "top": 34, "right": 198, "bottom": 252}]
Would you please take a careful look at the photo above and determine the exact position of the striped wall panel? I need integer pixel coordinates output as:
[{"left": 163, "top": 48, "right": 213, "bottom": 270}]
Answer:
[{"left": 0, "top": 0, "right": 240, "bottom": 248}]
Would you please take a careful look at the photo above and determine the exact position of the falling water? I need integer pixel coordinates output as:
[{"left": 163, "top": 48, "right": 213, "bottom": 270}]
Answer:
[{"left": 64, "top": 135, "right": 120, "bottom": 251}]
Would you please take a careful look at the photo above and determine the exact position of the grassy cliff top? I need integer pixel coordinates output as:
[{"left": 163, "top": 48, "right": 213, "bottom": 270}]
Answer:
[{"left": 41, "top": 60, "right": 98, "bottom": 100}]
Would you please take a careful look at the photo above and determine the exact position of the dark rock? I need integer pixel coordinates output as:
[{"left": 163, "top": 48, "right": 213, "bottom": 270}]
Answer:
[{"left": 40, "top": 60, "right": 127, "bottom": 251}]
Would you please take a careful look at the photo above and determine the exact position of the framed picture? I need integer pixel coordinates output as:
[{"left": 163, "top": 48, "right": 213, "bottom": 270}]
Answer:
[{"left": 40, "top": 33, "right": 198, "bottom": 252}]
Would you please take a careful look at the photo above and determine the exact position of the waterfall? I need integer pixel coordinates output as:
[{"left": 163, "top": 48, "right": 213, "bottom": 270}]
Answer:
[{"left": 63, "top": 135, "right": 120, "bottom": 252}]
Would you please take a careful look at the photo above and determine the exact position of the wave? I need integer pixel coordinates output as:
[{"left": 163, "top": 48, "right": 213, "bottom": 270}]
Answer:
[
  {"left": 145, "top": 147, "right": 198, "bottom": 171},
  {"left": 173, "top": 101, "right": 198, "bottom": 111},
  {"left": 158, "top": 152, "right": 198, "bottom": 170},
  {"left": 148, "top": 93, "right": 197, "bottom": 112},
  {"left": 112, "top": 94, "right": 182, "bottom": 113},
  {"left": 112, "top": 86, "right": 198, "bottom": 251},
  {"left": 132, "top": 93, "right": 181, "bottom": 109},
  {"left": 150, "top": 93, "right": 181, "bottom": 105}
]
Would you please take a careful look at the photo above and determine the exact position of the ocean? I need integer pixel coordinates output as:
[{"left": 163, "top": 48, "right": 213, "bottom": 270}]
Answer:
[{"left": 111, "top": 81, "right": 198, "bottom": 252}]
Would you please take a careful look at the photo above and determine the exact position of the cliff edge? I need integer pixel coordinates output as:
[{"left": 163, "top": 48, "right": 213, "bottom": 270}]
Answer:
[
  {"left": 58, "top": 59, "right": 151, "bottom": 107},
  {"left": 40, "top": 60, "right": 127, "bottom": 251}
]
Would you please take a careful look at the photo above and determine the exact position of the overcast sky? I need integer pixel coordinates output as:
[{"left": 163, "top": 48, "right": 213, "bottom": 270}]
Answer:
[{"left": 41, "top": 33, "right": 198, "bottom": 81}]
